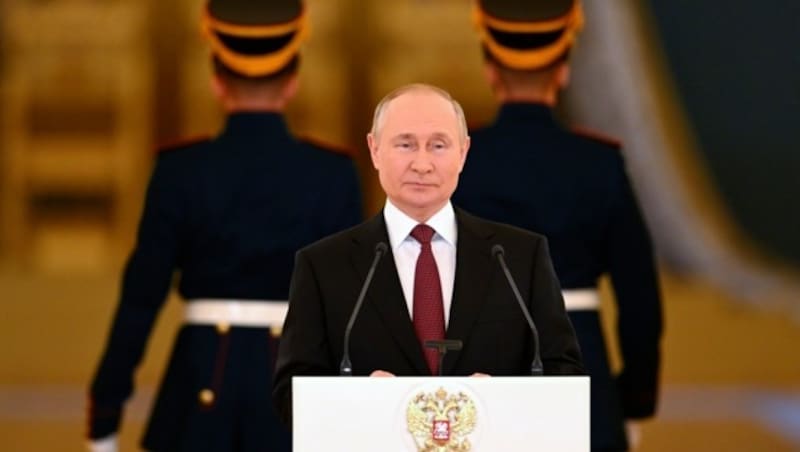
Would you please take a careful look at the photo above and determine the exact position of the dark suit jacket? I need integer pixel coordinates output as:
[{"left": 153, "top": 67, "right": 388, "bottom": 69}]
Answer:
[{"left": 273, "top": 207, "right": 584, "bottom": 425}]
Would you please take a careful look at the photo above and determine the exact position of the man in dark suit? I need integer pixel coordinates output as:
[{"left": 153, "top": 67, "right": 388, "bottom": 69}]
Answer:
[
  {"left": 454, "top": 1, "right": 663, "bottom": 450},
  {"left": 87, "top": 1, "right": 362, "bottom": 451},
  {"left": 273, "top": 83, "right": 584, "bottom": 425}
]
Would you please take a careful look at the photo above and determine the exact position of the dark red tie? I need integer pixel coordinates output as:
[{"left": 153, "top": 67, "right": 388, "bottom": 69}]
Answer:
[{"left": 410, "top": 224, "right": 445, "bottom": 375}]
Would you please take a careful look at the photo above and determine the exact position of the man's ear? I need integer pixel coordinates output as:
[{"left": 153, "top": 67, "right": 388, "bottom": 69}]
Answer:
[
  {"left": 483, "top": 61, "right": 509, "bottom": 100},
  {"left": 483, "top": 62, "right": 501, "bottom": 90},
  {"left": 458, "top": 136, "right": 471, "bottom": 172},
  {"left": 367, "top": 133, "right": 380, "bottom": 170},
  {"left": 555, "top": 63, "right": 571, "bottom": 90},
  {"left": 281, "top": 73, "right": 300, "bottom": 102},
  {"left": 210, "top": 73, "right": 227, "bottom": 102}
]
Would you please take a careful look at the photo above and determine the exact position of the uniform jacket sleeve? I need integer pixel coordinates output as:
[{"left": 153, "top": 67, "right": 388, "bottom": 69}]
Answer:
[
  {"left": 88, "top": 156, "right": 183, "bottom": 438},
  {"left": 605, "top": 159, "right": 663, "bottom": 419}
]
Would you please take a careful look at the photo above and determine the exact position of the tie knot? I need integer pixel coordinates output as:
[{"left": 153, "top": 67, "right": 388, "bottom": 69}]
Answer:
[{"left": 411, "top": 224, "right": 435, "bottom": 245}]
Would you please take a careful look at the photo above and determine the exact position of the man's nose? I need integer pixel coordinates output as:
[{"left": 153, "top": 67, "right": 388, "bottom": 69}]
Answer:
[{"left": 410, "top": 151, "right": 434, "bottom": 173}]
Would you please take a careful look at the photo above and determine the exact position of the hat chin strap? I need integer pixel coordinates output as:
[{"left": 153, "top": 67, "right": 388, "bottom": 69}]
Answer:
[
  {"left": 201, "top": 6, "right": 310, "bottom": 77},
  {"left": 472, "top": 1, "right": 584, "bottom": 71}
]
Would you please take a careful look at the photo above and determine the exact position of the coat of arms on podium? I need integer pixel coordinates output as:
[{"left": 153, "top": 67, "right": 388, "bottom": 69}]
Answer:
[{"left": 406, "top": 387, "right": 477, "bottom": 451}]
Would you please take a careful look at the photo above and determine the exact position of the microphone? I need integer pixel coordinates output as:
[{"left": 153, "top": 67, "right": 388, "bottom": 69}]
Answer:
[
  {"left": 491, "top": 244, "right": 544, "bottom": 376},
  {"left": 425, "top": 339, "right": 463, "bottom": 377},
  {"left": 340, "top": 242, "right": 389, "bottom": 376}
]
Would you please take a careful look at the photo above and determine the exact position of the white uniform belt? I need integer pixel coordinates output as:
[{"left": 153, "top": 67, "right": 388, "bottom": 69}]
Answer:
[
  {"left": 184, "top": 299, "right": 288, "bottom": 327},
  {"left": 562, "top": 289, "right": 600, "bottom": 311}
]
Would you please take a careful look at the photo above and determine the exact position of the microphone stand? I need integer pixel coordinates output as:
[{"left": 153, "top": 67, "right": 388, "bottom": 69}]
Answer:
[
  {"left": 340, "top": 242, "right": 388, "bottom": 376},
  {"left": 425, "top": 339, "right": 463, "bottom": 376},
  {"left": 492, "top": 244, "right": 544, "bottom": 376}
]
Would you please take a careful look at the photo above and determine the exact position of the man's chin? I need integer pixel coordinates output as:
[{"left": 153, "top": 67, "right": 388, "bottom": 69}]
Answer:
[
  {"left": 397, "top": 195, "right": 446, "bottom": 212},
  {"left": 399, "top": 193, "right": 435, "bottom": 206},
  {"left": 403, "top": 183, "right": 436, "bottom": 191}
]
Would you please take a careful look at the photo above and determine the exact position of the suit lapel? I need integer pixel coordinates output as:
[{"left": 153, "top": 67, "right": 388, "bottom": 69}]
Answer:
[
  {"left": 350, "top": 213, "right": 429, "bottom": 374},
  {"left": 443, "top": 209, "right": 495, "bottom": 374}
]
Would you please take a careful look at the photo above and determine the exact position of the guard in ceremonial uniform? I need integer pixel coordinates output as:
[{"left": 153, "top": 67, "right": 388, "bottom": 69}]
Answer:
[
  {"left": 454, "top": 1, "right": 663, "bottom": 450},
  {"left": 87, "top": 1, "right": 362, "bottom": 451}
]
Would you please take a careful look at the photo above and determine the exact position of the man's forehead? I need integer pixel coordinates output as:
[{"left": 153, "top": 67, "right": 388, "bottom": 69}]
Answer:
[
  {"left": 382, "top": 92, "right": 459, "bottom": 127},
  {"left": 388, "top": 89, "right": 452, "bottom": 111},
  {"left": 389, "top": 131, "right": 454, "bottom": 140}
]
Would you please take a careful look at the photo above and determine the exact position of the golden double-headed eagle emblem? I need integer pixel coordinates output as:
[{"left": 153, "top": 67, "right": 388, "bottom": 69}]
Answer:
[{"left": 406, "top": 387, "right": 477, "bottom": 451}]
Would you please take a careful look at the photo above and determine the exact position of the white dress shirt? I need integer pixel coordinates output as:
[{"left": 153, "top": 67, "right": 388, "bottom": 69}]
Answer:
[{"left": 383, "top": 199, "right": 457, "bottom": 328}]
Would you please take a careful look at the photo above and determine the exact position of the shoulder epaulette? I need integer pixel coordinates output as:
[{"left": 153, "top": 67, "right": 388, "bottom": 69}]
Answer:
[
  {"left": 155, "top": 135, "right": 212, "bottom": 155},
  {"left": 571, "top": 126, "right": 622, "bottom": 150},
  {"left": 298, "top": 136, "right": 355, "bottom": 157}
]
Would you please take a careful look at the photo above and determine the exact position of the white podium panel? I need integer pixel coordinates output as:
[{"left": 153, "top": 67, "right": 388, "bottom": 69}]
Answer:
[{"left": 293, "top": 376, "right": 589, "bottom": 451}]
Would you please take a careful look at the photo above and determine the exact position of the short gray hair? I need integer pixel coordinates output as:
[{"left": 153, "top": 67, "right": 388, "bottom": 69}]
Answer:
[{"left": 370, "top": 83, "right": 468, "bottom": 143}]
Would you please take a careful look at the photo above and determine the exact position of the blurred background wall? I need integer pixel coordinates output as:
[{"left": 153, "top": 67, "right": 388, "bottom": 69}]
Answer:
[
  {"left": 648, "top": 0, "right": 800, "bottom": 269},
  {"left": 0, "top": 0, "right": 798, "bottom": 450}
]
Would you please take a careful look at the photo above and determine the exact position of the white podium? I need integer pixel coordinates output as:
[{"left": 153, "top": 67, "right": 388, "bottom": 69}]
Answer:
[{"left": 292, "top": 376, "right": 589, "bottom": 451}]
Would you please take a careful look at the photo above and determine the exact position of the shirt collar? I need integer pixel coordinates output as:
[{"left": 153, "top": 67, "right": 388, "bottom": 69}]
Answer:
[{"left": 383, "top": 199, "right": 457, "bottom": 250}]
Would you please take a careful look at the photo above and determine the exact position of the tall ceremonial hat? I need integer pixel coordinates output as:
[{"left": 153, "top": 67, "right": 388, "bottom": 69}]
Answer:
[
  {"left": 473, "top": 0, "right": 584, "bottom": 70},
  {"left": 201, "top": 0, "right": 310, "bottom": 77}
]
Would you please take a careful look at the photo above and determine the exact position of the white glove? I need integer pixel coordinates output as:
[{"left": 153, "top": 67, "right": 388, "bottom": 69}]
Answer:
[
  {"left": 626, "top": 421, "right": 642, "bottom": 450},
  {"left": 87, "top": 434, "right": 118, "bottom": 452}
]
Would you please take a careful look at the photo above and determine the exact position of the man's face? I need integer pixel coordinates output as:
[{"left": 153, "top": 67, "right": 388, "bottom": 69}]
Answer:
[{"left": 367, "top": 90, "right": 470, "bottom": 222}]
